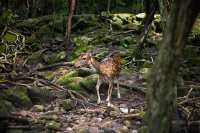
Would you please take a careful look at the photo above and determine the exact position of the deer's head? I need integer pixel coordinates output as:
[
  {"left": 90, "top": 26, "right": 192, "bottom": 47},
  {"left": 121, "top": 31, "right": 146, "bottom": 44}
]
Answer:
[{"left": 75, "top": 52, "right": 92, "bottom": 68}]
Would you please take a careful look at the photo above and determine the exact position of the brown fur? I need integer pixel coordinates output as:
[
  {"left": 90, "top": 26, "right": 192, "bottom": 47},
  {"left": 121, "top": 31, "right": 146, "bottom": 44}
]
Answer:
[{"left": 75, "top": 52, "right": 122, "bottom": 106}]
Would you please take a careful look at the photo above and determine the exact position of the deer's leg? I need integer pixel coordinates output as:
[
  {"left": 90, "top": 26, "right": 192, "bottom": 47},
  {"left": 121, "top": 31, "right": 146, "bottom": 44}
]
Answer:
[
  {"left": 116, "top": 78, "right": 121, "bottom": 99},
  {"left": 107, "top": 80, "right": 113, "bottom": 107},
  {"left": 96, "top": 76, "right": 102, "bottom": 104}
]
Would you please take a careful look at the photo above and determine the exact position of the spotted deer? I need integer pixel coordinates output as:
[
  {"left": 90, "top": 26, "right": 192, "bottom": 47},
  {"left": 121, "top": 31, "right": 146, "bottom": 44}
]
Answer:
[{"left": 75, "top": 52, "right": 122, "bottom": 106}]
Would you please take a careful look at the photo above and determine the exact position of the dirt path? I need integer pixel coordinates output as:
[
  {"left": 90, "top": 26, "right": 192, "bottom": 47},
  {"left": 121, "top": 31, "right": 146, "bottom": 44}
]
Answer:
[{"left": 60, "top": 91, "right": 145, "bottom": 133}]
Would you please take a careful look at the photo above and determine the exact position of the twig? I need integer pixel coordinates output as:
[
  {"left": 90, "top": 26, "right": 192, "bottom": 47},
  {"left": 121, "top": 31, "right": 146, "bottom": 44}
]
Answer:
[
  {"left": 120, "top": 113, "right": 141, "bottom": 119},
  {"left": 117, "top": 82, "right": 146, "bottom": 94},
  {"left": 34, "top": 62, "right": 74, "bottom": 72},
  {"left": 0, "top": 26, "right": 8, "bottom": 38}
]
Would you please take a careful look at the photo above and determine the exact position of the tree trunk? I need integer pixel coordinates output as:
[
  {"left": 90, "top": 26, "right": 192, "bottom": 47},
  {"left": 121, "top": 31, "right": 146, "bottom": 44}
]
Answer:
[
  {"left": 147, "top": 0, "right": 199, "bottom": 133},
  {"left": 107, "top": 0, "right": 111, "bottom": 12},
  {"left": 64, "top": 0, "right": 76, "bottom": 61},
  {"left": 158, "top": 0, "right": 172, "bottom": 30},
  {"left": 133, "top": 0, "right": 158, "bottom": 60}
]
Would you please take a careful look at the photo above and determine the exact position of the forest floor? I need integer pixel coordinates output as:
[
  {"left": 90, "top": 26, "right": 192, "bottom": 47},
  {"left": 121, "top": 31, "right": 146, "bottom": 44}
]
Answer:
[
  {"left": 1, "top": 13, "right": 200, "bottom": 133},
  {"left": 8, "top": 72, "right": 146, "bottom": 133}
]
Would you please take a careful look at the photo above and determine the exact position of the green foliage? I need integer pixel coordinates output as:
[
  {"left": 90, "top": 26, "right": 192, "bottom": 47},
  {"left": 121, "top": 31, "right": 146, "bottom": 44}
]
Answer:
[
  {"left": 73, "top": 36, "right": 92, "bottom": 58},
  {"left": 0, "top": 44, "right": 6, "bottom": 54},
  {"left": 2, "top": 32, "right": 17, "bottom": 43},
  {"left": 1, "top": 86, "right": 32, "bottom": 108},
  {"left": 0, "top": 9, "right": 16, "bottom": 26},
  {"left": 0, "top": 99, "right": 16, "bottom": 117},
  {"left": 43, "top": 51, "right": 66, "bottom": 64}
]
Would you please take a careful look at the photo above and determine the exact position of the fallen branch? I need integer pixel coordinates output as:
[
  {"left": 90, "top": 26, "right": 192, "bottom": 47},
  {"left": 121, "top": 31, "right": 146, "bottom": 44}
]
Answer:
[
  {"left": 33, "top": 62, "right": 74, "bottom": 72},
  {"left": 117, "top": 82, "right": 146, "bottom": 95}
]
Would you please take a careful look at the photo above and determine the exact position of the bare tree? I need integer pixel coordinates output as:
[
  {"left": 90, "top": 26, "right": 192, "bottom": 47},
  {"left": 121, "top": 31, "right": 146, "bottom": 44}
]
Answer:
[
  {"left": 147, "top": 0, "right": 200, "bottom": 133},
  {"left": 64, "top": 0, "right": 76, "bottom": 61}
]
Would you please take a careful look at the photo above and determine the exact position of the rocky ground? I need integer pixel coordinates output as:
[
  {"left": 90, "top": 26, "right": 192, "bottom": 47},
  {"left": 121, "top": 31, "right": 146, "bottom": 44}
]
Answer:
[{"left": 5, "top": 72, "right": 146, "bottom": 133}]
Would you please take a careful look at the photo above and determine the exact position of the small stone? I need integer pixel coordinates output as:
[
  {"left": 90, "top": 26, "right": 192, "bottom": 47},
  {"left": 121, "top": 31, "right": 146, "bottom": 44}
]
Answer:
[
  {"left": 102, "top": 127, "right": 116, "bottom": 133},
  {"left": 66, "top": 127, "right": 73, "bottom": 132},
  {"left": 119, "top": 126, "right": 129, "bottom": 133},
  {"left": 131, "top": 130, "right": 138, "bottom": 133},
  {"left": 130, "top": 109, "right": 136, "bottom": 113},
  {"left": 43, "top": 114, "right": 59, "bottom": 121},
  {"left": 96, "top": 117, "right": 102, "bottom": 122},
  {"left": 123, "top": 120, "right": 131, "bottom": 128},
  {"left": 61, "top": 99, "right": 73, "bottom": 111},
  {"left": 75, "top": 128, "right": 91, "bottom": 133},
  {"left": 32, "top": 105, "right": 44, "bottom": 112},
  {"left": 46, "top": 121, "right": 61, "bottom": 130},
  {"left": 110, "top": 111, "right": 119, "bottom": 117},
  {"left": 120, "top": 107, "right": 129, "bottom": 114}
]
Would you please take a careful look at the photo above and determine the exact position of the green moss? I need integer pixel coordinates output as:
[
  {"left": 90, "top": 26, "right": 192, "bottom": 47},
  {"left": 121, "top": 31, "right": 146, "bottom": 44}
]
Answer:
[
  {"left": 0, "top": 44, "right": 6, "bottom": 54},
  {"left": 43, "top": 71, "right": 55, "bottom": 80},
  {"left": 46, "top": 121, "right": 61, "bottom": 130},
  {"left": 57, "top": 70, "right": 83, "bottom": 91},
  {"left": 3, "top": 86, "right": 32, "bottom": 108},
  {"left": 140, "top": 68, "right": 151, "bottom": 79},
  {"left": 43, "top": 51, "right": 66, "bottom": 64},
  {"left": 25, "top": 34, "right": 36, "bottom": 44},
  {"left": 2, "top": 32, "right": 17, "bottom": 43},
  {"left": 184, "top": 46, "right": 199, "bottom": 58},
  {"left": 57, "top": 70, "right": 79, "bottom": 84},
  {"left": 27, "top": 49, "right": 45, "bottom": 64},
  {"left": 60, "top": 99, "right": 73, "bottom": 111},
  {"left": 73, "top": 36, "right": 92, "bottom": 59},
  {"left": 80, "top": 74, "right": 98, "bottom": 90},
  {"left": 192, "top": 18, "right": 200, "bottom": 33},
  {"left": 136, "top": 13, "right": 146, "bottom": 21},
  {"left": 0, "top": 99, "right": 15, "bottom": 117},
  {"left": 27, "top": 87, "right": 54, "bottom": 104}
]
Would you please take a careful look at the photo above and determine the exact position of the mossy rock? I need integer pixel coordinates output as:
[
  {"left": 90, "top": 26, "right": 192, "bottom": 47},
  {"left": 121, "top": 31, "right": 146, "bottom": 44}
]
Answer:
[
  {"left": 6, "top": 129, "right": 24, "bottom": 133},
  {"left": 36, "top": 25, "right": 54, "bottom": 40},
  {"left": 58, "top": 73, "right": 83, "bottom": 91},
  {"left": 27, "top": 49, "right": 45, "bottom": 64},
  {"left": 0, "top": 99, "right": 16, "bottom": 117},
  {"left": 2, "top": 86, "right": 32, "bottom": 108},
  {"left": 68, "top": 82, "right": 82, "bottom": 91},
  {"left": 138, "top": 126, "right": 148, "bottom": 133},
  {"left": 50, "top": 18, "right": 65, "bottom": 33},
  {"left": 25, "top": 34, "right": 36, "bottom": 44},
  {"left": 40, "top": 114, "right": 59, "bottom": 121},
  {"left": 43, "top": 51, "right": 66, "bottom": 64},
  {"left": 112, "top": 13, "right": 136, "bottom": 25},
  {"left": 192, "top": 18, "right": 200, "bottom": 33},
  {"left": 142, "top": 61, "right": 153, "bottom": 68},
  {"left": 184, "top": 46, "right": 199, "bottom": 58},
  {"left": 58, "top": 72, "right": 97, "bottom": 91},
  {"left": 139, "top": 68, "right": 151, "bottom": 80},
  {"left": 0, "top": 44, "right": 6, "bottom": 54},
  {"left": 2, "top": 32, "right": 17, "bottom": 43},
  {"left": 27, "top": 87, "right": 54, "bottom": 104},
  {"left": 136, "top": 13, "right": 146, "bottom": 21},
  {"left": 73, "top": 36, "right": 92, "bottom": 59},
  {"left": 60, "top": 99, "right": 74, "bottom": 111},
  {"left": 80, "top": 74, "right": 98, "bottom": 92},
  {"left": 46, "top": 121, "right": 61, "bottom": 130},
  {"left": 32, "top": 105, "right": 45, "bottom": 112},
  {"left": 57, "top": 70, "right": 79, "bottom": 84}
]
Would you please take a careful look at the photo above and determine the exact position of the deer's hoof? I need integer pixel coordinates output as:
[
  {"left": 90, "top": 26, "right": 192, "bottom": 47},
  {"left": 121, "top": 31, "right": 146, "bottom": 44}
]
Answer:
[
  {"left": 107, "top": 102, "right": 114, "bottom": 107},
  {"left": 97, "top": 100, "right": 101, "bottom": 104},
  {"left": 106, "top": 98, "right": 109, "bottom": 102}
]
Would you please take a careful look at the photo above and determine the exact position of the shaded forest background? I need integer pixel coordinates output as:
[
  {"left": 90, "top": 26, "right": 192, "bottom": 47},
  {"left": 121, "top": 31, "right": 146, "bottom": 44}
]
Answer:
[{"left": 0, "top": 0, "right": 200, "bottom": 133}]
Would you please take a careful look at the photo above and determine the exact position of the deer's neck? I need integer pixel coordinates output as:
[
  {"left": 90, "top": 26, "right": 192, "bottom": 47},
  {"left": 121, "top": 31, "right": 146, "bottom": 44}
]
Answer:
[{"left": 89, "top": 57, "right": 100, "bottom": 72}]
